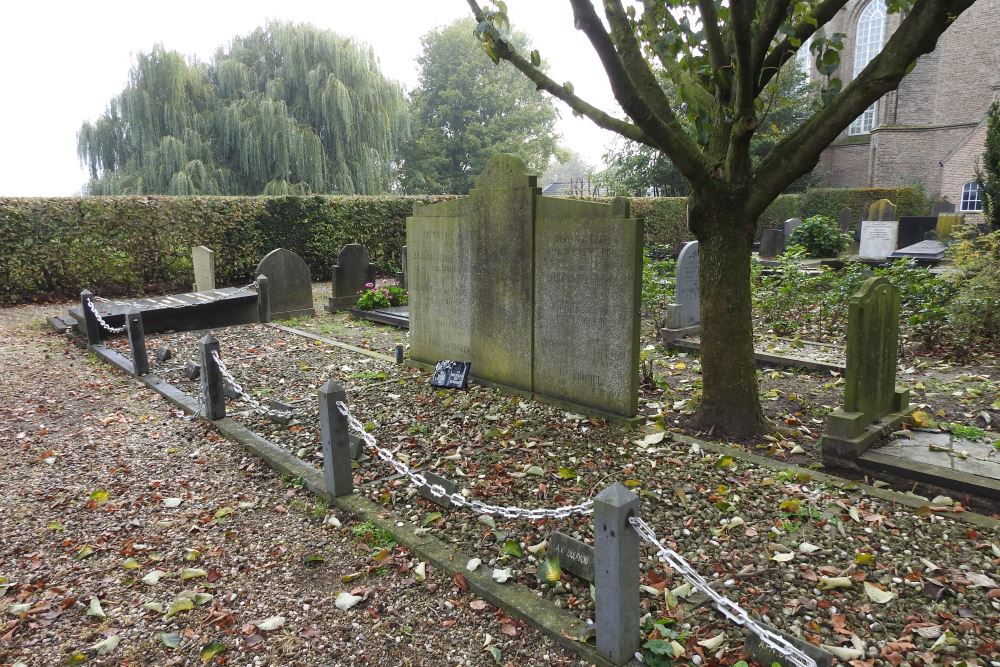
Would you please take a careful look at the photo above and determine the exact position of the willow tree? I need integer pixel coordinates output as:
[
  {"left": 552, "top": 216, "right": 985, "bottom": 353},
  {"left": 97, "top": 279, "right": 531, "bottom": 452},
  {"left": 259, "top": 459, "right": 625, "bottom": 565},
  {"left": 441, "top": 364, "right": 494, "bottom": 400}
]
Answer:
[
  {"left": 468, "top": 0, "right": 977, "bottom": 437},
  {"left": 78, "top": 22, "right": 408, "bottom": 195}
]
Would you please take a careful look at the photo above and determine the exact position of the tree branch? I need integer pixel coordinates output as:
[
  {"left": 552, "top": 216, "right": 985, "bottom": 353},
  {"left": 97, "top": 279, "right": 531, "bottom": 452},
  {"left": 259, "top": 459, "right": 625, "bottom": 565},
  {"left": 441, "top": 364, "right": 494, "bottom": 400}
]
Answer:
[
  {"left": 755, "top": 0, "right": 851, "bottom": 96},
  {"left": 465, "top": 0, "right": 651, "bottom": 145},
  {"left": 729, "top": 0, "right": 755, "bottom": 115},
  {"left": 638, "top": 4, "right": 718, "bottom": 111},
  {"left": 698, "top": 0, "right": 730, "bottom": 88},
  {"left": 751, "top": 0, "right": 794, "bottom": 78},
  {"left": 750, "top": 0, "right": 978, "bottom": 215}
]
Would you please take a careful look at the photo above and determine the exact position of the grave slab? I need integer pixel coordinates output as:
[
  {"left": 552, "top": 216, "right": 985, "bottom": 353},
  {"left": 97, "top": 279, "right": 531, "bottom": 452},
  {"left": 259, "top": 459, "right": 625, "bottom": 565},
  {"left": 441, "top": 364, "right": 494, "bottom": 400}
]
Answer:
[
  {"left": 256, "top": 248, "right": 315, "bottom": 320},
  {"left": 350, "top": 306, "right": 410, "bottom": 328},
  {"left": 889, "top": 239, "right": 946, "bottom": 263}
]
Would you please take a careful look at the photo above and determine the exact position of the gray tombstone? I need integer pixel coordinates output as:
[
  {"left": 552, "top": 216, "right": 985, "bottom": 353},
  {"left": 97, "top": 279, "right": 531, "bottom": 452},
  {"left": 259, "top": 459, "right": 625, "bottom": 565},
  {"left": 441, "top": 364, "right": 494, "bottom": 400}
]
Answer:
[
  {"left": 661, "top": 241, "right": 699, "bottom": 341},
  {"left": 255, "top": 248, "right": 315, "bottom": 320},
  {"left": 896, "top": 216, "right": 938, "bottom": 248},
  {"left": 837, "top": 207, "right": 853, "bottom": 233},
  {"left": 759, "top": 229, "right": 786, "bottom": 258},
  {"left": 192, "top": 246, "right": 216, "bottom": 292},
  {"left": 783, "top": 217, "right": 803, "bottom": 240},
  {"left": 931, "top": 197, "right": 955, "bottom": 217},
  {"left": 407, "top": 154, "right": 642, "bottom": 418},
  {"left": 859, "top": 221, "right": 900, "bottom": 260},
  {"left": 327, "top": 244, "right": 377, "bottom": 312},
  {"left": 820, "top": 277, "right": 910, "bottom": 460},
  {"left": 395, "top": 245, "right": 408, "bottom": 289}
]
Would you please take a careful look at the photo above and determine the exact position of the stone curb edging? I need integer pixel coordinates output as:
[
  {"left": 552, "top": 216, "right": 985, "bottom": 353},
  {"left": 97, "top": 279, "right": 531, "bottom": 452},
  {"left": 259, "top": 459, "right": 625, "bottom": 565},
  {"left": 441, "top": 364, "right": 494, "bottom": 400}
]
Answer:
[
  {"left": 667, "top": 431, "right": 1000, "bottom": 530},
  {"left": 87, "top": 344, "right": 616, "bottom": 667}
]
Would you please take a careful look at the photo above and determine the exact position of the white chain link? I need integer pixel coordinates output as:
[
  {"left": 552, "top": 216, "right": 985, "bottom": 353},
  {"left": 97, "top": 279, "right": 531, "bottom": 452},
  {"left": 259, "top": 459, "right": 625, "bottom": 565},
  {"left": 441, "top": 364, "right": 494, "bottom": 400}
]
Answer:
[
  {"left": 629, "top": 516, "right": 817, "bottom": 667},
  {"left": 335, "top": 401, "right": 593, "bottom": 520},
  {"left": 86, "top": 298, "right": 128, "bottom": 334},
  {"left": 209, "top": 349, "right": 293, "bottom": 420}
]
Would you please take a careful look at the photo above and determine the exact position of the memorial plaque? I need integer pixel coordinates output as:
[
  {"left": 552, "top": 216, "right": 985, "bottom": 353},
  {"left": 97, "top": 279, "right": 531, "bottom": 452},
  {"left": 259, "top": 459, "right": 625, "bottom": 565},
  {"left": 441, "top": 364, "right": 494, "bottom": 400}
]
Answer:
[
  {"left": 859, "top": 221, "right": 899, "bottom": 260},
  {"left": 192, "top": 246, "right": 216, "bottom": 292},
  {"left": 255, "top": 248, "right": 315, "bottom": 319},
  {"left": 417, "top": 471, "right": 459, "bottom": 508},
  {"left": 549, "top": 531, "right": 595, "bottom": 582},
  {"left": 430, "top": 360, "right": 471, "bottom": 389}
]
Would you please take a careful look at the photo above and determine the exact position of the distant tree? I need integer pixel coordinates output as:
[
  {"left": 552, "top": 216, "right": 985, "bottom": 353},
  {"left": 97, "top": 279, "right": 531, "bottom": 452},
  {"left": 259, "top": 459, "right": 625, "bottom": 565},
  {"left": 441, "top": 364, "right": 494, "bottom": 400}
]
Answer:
[
  {"left": 981, "top": 101, "right": 1000, "bottom": 229},
  {"left": 600, "top": 138, "right": 689, "bottom": 196},
  {"left": 78, "top": 22, "right": 408, "bottom": 195},
  {"left": 541, "top": 150, "right": 596, "bottom": 187},
  {"left": 399, "top": 19, "right": 561, "bottom": 194}
]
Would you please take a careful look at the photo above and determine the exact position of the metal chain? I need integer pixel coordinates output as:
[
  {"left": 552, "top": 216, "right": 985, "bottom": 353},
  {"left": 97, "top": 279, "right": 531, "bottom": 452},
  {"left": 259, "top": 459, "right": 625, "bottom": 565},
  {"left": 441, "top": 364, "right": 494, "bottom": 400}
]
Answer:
[
  {"left": 86, "top": 298, "right": 128, "bottom": 334},
  {"left": 335, "top": 401, "right": 593, "bottom": 520},
  {"left": 629, "top": 516, "right": 817, "bottom": 667},
  {"left": 209, "top": 350, "right": 293, "bottom": 420}
]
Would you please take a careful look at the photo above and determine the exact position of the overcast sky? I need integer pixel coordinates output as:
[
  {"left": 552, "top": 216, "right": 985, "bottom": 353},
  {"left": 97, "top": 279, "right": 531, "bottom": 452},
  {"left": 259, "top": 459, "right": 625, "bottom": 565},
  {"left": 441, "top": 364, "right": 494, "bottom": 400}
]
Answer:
[{"left": 0, "top": 0, "right": 622, "bottom": 196}]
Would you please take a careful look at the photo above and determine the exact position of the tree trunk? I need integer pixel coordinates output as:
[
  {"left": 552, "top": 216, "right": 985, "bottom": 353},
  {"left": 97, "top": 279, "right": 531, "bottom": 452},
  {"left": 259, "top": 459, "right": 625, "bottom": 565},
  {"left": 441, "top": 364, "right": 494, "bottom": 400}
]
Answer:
[{"left": 688, "top": 201, "right": 770, "bottom": 438}]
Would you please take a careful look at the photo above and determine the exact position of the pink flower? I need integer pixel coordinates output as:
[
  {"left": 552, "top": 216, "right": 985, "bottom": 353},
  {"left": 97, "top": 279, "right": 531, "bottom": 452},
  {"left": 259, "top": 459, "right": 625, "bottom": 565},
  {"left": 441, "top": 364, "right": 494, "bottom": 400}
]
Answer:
[{"left": 365, "top": 282, "right": 375, "bottom": 289}]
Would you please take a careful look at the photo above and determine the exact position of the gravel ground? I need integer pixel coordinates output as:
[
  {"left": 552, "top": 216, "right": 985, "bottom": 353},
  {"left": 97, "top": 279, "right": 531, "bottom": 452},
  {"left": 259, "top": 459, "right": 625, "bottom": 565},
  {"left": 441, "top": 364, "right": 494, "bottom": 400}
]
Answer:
[
  {"left": 0, "top": 303, "right": 587, "bottom": 667},
  {"left": 94, "top": 313, "right": 1000, "bottom": 666}
]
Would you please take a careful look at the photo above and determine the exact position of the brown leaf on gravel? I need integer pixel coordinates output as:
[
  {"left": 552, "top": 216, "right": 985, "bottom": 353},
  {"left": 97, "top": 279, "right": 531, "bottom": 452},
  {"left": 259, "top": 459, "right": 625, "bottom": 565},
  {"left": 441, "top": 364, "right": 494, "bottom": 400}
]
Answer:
[
  {"left": 469, "top": 600, "right": 488, "bottom": 611},
  {"left": 501, "top": 623, "right": 517, "bottom": 637},
  {"left": 452, "top": 572, "right": 468, "bottom": 592}
]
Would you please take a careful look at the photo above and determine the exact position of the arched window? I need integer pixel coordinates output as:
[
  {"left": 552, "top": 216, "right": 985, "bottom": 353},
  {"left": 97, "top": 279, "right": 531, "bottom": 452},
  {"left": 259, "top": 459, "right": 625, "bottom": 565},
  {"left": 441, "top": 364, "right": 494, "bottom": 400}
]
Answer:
[
  {"left": 961, "top": 181, "right": 984, "bottom": 212},
  {"left": 848, "top": 0, "right": 888, "bottom": 135}
]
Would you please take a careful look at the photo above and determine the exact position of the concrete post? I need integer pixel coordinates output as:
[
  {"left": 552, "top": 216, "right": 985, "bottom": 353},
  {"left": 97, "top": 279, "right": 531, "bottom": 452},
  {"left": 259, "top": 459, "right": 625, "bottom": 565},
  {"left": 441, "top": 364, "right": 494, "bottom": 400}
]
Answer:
[
  {"left": 126, "top": 308, "right": 149, "bottom": 377},
  {"left": 318, "top": 379, "right": 352, "bottom": 497},
  {"left": 594, "top": 483, "right": 640, "bottom": 665},
  {"left": 198, "top": 335, "right": 226, "bottom": 420},
  {"left": 256, "top": 274, "right": 270, "bottom": 323},
  {"left": 80, "top": 290, "right": 101, "bottom": 346}
]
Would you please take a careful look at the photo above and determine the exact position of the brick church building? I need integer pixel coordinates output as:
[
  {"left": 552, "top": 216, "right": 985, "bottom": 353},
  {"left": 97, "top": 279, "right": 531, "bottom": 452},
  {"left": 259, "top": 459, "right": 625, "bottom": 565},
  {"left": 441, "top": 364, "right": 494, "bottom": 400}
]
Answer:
[{"left": 812, "top": 0, "right": 998, "bottom": 217}]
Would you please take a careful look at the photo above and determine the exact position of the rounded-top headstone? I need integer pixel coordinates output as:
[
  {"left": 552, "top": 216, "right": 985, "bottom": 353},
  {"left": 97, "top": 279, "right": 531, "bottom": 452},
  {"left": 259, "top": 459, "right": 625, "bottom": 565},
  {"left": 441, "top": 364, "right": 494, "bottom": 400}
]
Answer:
[
  {"left": 255, "top": 248, "right": 315, "bottom": 319},
  {"left": 474, "top": 154, "right": 537, "bottom": 190}
]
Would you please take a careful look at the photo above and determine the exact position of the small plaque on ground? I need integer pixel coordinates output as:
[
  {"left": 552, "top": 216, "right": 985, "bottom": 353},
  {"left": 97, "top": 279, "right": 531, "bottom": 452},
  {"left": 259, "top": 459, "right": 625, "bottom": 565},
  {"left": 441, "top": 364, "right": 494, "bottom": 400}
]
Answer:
[
  {"left": 549, "top": 531, "right": 595, "bottom": 582},
  {"left": 417, "top": 471, "right": 459, "bottom": 508},
  {"left": 430, "top": 360, "right": 471, "bottom": 389}
]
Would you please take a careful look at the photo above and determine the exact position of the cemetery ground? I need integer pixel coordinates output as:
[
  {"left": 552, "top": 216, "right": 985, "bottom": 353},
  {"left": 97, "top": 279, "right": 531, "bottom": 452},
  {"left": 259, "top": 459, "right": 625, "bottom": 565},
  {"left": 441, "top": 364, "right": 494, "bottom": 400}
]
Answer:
[
  {"left": 26, "top": 282, "right": 1000, "bottom": 666},
  {"left": 0, "top": 302, "right": 586, "bottom": 667}
]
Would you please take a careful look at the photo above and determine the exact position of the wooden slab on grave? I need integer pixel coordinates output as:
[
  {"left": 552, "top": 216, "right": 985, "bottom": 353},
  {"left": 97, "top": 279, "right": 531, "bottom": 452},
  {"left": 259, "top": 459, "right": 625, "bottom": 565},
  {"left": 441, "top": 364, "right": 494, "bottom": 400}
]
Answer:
[{"left": 67, "top": 286, "right": 259, "bottom": 338}]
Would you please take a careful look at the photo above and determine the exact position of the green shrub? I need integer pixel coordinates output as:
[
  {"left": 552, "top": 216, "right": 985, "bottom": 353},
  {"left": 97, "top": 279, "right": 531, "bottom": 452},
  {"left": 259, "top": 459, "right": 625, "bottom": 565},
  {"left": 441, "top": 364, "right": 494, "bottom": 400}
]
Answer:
[
  {"left": 641, "top": 250, "right": 676, "bottom": 316},
  {"left": 787, "top": 215, "right": 851, "bottom": 257},
  {"left": 356, "top": 283, "right": 407, "bottom": 310}
]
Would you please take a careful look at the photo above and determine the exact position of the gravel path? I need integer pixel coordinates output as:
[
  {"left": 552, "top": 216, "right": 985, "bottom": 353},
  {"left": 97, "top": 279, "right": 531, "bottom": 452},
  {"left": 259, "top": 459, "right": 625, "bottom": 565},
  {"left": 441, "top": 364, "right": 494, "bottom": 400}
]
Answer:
[{"left": 0, "top": 303, "right": 586, "bottom": 667}]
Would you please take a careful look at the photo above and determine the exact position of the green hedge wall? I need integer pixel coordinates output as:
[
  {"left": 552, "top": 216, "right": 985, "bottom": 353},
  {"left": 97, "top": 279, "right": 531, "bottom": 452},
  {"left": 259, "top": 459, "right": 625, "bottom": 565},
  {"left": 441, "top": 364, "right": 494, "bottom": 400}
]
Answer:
[
  {"left": 0, "top": 186, "right": 931, "bottom": 304},
  {"left": 0, "top": 195, "right": 454, "bottom": 304}
]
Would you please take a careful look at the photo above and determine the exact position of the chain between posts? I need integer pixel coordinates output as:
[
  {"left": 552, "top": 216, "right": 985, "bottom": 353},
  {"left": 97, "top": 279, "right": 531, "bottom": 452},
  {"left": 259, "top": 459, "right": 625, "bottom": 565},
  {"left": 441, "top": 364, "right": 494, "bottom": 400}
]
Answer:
[
  {"left": 209, "top": 349, "right": 293, "bottom": 420},
  {"left": 335, "top": 401, "right": 594, "bottom": 520},
  {"left": 86, "top": 298, "right": 128, "bottom": 334},
  {"left": 629, "top": 516, "right": 817, "bottom": 667}
]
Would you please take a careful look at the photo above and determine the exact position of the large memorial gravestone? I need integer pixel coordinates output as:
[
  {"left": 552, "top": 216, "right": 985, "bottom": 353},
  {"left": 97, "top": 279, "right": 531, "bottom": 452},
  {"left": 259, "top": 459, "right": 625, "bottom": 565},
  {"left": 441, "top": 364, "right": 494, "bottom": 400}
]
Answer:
[
  {"left": 896, "top": 217, "right": 939, "bottom": 248},
  {"left": 192, "top": 246, "right": 216, "bottom": 292},
  {"left": 407, "top": 154, "right": 642, "bottom": 418},
  {"left": 936, "top": 213, "right": 963, "bottom": 240},
  {"left": 327, "top": 244, "right": 378, "bottom": 312},
  {"left": 820, "top": 277, "right": 911, "bottom": 461},
  {"left": 660, "top": 241, "right": 700, "bottom": 342},
  {"left": 255, "top": 248, "right": 315, "bottom": 320},
  {"left": 859, "top": 199, "right": 899, "bottom": 261}
]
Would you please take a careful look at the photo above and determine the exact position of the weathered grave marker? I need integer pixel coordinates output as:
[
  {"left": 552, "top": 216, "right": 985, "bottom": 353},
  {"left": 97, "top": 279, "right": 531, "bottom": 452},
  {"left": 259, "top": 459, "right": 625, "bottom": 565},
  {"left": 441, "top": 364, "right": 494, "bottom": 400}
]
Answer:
[
  {"left": 837, "top": 207, "right": 853, "bottom": 232},
  {"left": 868, "top": 198, "right": 897, "bottom": 221},
  {"left": 549, "top": 531, "right": 595, "bottom": 582},
  {"left": 395, "top": 245, "right": 407, "bottom": 289},
  {"left": 783, "top": 217, "right": 802, "bottom": 239},
  {"left": 255, "top": 248, "right": 315, "bottom": 320},
  {"left": 327, "top": 244, "right": 378, "bottom": 312},
  {"left": 192, "top": 246, "right": 216, "bottom": 292},
  {"left": 407, "top": 154, "right": 642, "bottom": 418},
  {"left": 936, "top": 213, "right": 963, "bottom": 240},
  {"left": 661, "top": 241, "right": 699, "bottom": 341},
  {"left": 759, "top": 229, "right": 786, "bottom": 258},
  {"left": 820, "top": 277, "right": 911, "bottom": 460}
]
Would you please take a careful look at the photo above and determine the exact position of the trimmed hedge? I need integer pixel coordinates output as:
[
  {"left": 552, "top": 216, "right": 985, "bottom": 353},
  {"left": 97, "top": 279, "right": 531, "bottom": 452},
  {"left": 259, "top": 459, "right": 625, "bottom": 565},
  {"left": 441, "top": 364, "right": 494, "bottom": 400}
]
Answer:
[
  {"left": 0, "top": 186, "right": 931, "bottom": 304},
  {"left": 0, "top": 195, "right": 455, "bottom": 304}
]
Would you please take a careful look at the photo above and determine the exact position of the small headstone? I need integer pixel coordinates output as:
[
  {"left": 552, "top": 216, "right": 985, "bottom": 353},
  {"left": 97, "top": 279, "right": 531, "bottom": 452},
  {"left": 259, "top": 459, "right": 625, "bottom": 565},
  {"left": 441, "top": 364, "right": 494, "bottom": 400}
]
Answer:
[
  {"left": 665, "top": 241, "right": 699, "bottom": 330},
  {"left": 417, "top": 471, "right": 459, "bottom": 508},
  {"left": 255, "top": 248, "right": 315, "bottom": 319},
  {"left": 430, "top": 360, "right": 471, "bottom": 389},
  {"left": 395, "top": 245, "right": 408, "bottom": 289},
  {"left": 931, "top": 197, "right": 955, "bottom": 217},
  {"left": 759, "top": 229, "right": 786, "bottom": 258},
  {"left": 328, "top": 244, "right": 378, "bottom": 312},
  {"left": 859, "top": 221, "right": 899, "bottom": 260},
  {"left": 192, "top": 246, "right": 216, "bottom": 292},
  {"left": 184, "top": 360, "right": 201, "bottom": 380},
  {"left": 155, "top": 346, "right": 172, "bottom": 362},
  {"left": 224, "top": 380, "right": 240, "bottom": 400},
  {"left": 549, "top": 531, "right": 595, "bottom": 582},
  {"left": 783, "top": 217, "right": 802, "bottom": 239},
  {"left": 896, "top": 217, "right": 938, "bottom": 248},
  {"left": 936, "top": 213, "right": 963, "bottom": 240},
  {"left": 867, "top": 198, "right": 897, "bottom": 221},
  {"left": 268, "top": 399, "right": 293, "bottom": 425},
  {"left": 837, "top": 207, "right": 853, "bottom": 232}
]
